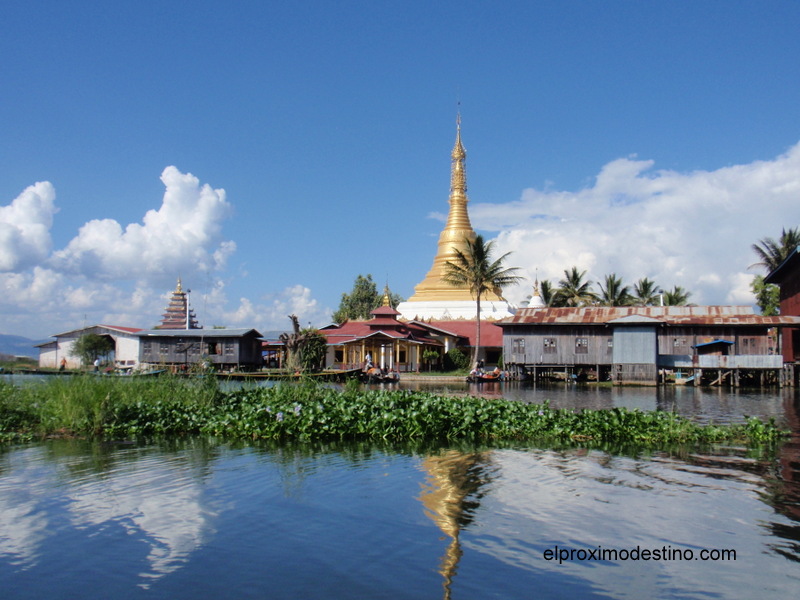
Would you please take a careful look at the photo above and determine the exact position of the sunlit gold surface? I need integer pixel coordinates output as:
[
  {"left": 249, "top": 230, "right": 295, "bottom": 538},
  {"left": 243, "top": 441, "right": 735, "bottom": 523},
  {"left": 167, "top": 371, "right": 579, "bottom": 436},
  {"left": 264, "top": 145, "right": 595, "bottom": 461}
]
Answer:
[
  {"left": 419, "top": 450, "right": 490, "bottom": 599},
  {"left": 407, "top": 118, "right": 502, "bottom": 303}
]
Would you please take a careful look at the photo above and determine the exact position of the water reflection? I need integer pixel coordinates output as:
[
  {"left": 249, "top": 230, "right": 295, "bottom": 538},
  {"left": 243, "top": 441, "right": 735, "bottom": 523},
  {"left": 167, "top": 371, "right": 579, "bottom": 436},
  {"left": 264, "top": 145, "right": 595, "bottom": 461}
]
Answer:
[
  {"left": 768, "top": 393, "right": 800, "bottom": 562},
  {"left": 2, "top": 437, "right": 800, "bottom": 598},
  {"left": 467, "top": 446, "right": 799, "bottom": 598},
  {"left": 2, "top": 383, "right": 800, "bottom": 597},
  {"left": 400, "top": 379, "right": 793, "bottom": 425},
  {"left": 418, "top": 449, "right": 494, "bottom": 598},
  {"left": 66, "top": 455, "right": 215, "bottom": 588},
  {"left": 0, "top": 448, "right": 51, "bottom": 568},
  {"left": 0, "top": 440, "right": 220, "bottom": 589}
]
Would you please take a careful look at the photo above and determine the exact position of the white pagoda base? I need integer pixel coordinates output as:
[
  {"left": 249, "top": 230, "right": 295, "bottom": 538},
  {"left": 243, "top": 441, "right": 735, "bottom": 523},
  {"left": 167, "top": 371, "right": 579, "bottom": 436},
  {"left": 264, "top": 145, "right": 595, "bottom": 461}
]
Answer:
[{"left": 396, "top": 300, "right": 514, "bottom": 322}]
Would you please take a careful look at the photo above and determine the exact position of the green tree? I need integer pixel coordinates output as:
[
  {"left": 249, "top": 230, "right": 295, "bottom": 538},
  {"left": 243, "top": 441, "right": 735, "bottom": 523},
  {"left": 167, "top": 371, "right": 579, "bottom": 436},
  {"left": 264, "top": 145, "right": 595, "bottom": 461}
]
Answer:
[
  {"left": 598, "top": 273, "right": 633, "bottom": 306},
  {"left": 555, "top": 266, "right": 597, "bottom": 307},
  {"left": 70, "top": 333, "right": 114, "bottom": 366},
  {"left": 662, "top": 285, "right": 692, "bottom": 306},
  {"left": 422, "top": 349, "right": 440, "bottom": 372},
  {"left": 750, "top": 227, "right": 800, "bottom": 273},
  {"left": 332, "top": 275, "right": 403, "bottom": 323},
  {"left": 751, "top": 275, "right": 780, "bottom": 316},
  {"left": 442, "top": 235, "right": 523, "bottom": 365},
  {"left": 444, "top": 347, "right": 470, "bottom": 371},
  {"left": 632, "top": 277, "right": 662, "bottom": 306},
  {"left": 298, "top": 328, "right": 328, "bottom": 372}
]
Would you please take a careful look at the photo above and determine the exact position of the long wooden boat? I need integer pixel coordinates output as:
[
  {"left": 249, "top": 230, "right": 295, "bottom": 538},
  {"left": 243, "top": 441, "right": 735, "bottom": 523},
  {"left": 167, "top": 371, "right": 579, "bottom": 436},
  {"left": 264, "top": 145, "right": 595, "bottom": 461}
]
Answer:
[
  {"left": 466, "top": 372, "right": 503, "bottom": 383},
  {"left": 94, "top": 368, "right": 167, "bottom": 377},
  {"left": 360, "top": 367, "right": 400, "bottom": 384}
]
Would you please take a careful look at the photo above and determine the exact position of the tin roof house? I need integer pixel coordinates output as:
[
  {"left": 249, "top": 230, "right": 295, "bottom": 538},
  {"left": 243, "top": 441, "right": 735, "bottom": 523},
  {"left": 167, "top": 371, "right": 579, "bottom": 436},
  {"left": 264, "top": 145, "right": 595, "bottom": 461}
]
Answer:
[
  {"left": 136, "top": 328, "right": 263, "bottom": 372},
  {"left": 498, "top": 305, "right": 800, "bottom": 386}
]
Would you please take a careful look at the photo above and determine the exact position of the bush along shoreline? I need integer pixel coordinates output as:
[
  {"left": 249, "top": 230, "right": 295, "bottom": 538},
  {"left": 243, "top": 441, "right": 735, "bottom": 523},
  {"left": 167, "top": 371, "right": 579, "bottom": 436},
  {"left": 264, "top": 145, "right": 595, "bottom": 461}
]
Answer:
[{"left": 0, "top": 376, "right": 788, "bottom": 447}]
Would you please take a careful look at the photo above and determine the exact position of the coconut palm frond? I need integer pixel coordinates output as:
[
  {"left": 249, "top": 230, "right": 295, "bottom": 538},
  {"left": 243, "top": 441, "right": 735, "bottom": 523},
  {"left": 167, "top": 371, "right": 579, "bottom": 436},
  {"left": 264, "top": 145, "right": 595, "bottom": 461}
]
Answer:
[{"left": 442, "top": 235, "right": 523, "bottom": 365}]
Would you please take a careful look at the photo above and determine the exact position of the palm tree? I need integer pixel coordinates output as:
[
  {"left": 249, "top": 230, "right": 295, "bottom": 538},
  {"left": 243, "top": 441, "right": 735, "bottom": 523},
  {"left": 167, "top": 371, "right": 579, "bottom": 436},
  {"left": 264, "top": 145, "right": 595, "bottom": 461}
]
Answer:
[
  {"left": 750, "top": 227, "right": 800, "bottom": 273},
  {"left": 539, "top": 279, "right": 556, "bottom": 306},
  {"left": 662, "top": 285, "right": 691, "bottom": 306},
  {"left": 442, "top": 235, "right": 523, "bottom": 365},
  {"left": 598, "top": 273, "right": 633, "bottom": 306},
  {"left": 632, "top": 277, "right": 662, "bottom": 306},
  {"left": 555, "top": 266, "right": 597, "bottom": 307}
]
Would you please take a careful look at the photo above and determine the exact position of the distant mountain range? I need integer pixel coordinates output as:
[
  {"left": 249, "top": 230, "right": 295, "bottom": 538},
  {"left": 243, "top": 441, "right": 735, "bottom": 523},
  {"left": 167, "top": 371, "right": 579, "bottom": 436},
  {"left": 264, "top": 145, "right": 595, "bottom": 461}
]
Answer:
[{"left": 0, "top": 334, "right": 46, "bottom": 358}]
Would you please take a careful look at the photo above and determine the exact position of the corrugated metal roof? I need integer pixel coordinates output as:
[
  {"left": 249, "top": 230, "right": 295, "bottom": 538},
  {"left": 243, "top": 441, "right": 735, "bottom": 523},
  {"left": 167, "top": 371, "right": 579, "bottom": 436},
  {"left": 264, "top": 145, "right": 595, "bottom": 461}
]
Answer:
[
  {"left": 321, "top": 318, "right": 503, "bottom": 348},
  {"left": 136, "top": 328, "right": 262, "bottom": 338},
  {"left": 498, "top": 306, "right": 800, "bottom": 326},
  {"left": 50, "top": 324, "right": 144, "bottom": 338}
]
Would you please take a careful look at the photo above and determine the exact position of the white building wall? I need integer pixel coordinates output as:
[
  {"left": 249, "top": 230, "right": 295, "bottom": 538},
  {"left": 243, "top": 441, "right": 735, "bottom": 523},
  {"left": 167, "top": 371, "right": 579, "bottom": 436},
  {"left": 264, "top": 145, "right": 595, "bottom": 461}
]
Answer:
[
  {"left": 396, "top": 300, "right": 514, "bottom": 321},
  {"left": 113, "top": 335, "right": 141, "bottom": 368},
  {"left": 38, "top": 338, "right": 81, "bottom": 369},
  {"left": 38, "top": 327, "right": 141, "bottom": 370}
]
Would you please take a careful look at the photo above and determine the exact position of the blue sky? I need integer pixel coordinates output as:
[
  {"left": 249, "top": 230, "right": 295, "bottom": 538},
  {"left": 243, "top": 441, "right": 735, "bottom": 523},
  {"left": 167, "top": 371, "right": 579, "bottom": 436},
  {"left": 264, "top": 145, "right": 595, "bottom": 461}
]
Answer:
[{"left": 3, "top": 1, "right": 800, "bottom": 338}]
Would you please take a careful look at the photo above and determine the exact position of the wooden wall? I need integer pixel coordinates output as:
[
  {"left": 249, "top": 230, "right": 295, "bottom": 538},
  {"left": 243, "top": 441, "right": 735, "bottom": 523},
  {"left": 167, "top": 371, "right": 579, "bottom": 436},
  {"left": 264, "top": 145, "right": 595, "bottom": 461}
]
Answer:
[
  {"left": 140, "top": 334, "right": 262, "bottom": 367},
  {"left": 504, "top": 325, "right": 612, "bottom": 366},
  {"left": 503, "top": 324, "right": 776, "bottom": 368}
]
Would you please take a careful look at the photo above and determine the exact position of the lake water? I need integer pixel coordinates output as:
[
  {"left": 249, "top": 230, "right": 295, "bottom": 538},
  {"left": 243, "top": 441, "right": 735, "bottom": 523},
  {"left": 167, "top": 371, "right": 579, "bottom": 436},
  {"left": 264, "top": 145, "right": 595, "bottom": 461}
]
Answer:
[{"left": 1, "top": 380, "right": 799, "bottom": 599}]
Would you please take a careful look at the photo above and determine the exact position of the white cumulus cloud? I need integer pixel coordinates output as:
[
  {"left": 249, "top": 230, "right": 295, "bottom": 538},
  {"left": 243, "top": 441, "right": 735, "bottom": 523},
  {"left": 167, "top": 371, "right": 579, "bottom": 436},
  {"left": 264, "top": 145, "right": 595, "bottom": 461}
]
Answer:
[
  {"left": 222, "top": 284, "right": 332, "bottom": 332},
  {"left": 50, "top": 166, "right": 236, "bottom": 284},
  {"left": 0, "top": 167, "right": 244, "bottom": 337},
  {"left": 0, "top": 181, "right": 57, "bottom": 272},
  {"left": 473, "top": 142, "right": 800, "bottom": 307}
]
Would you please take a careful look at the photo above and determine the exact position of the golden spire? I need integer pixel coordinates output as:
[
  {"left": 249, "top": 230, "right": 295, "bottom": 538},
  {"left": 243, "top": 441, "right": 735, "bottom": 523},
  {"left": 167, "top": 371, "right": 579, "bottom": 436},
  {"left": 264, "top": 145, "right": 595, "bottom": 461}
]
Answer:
[
  {"left": 176, "top": 278, "right": 183, "bottom": 293},
  {"left": 450, "top": 114, "right": 466, "bottom": 193},
  {"left": 382, "top": 285, "right": 391, "bottom": 307},
  {"left": 407, "top": 115, "right": 502, "bottom": 302}
]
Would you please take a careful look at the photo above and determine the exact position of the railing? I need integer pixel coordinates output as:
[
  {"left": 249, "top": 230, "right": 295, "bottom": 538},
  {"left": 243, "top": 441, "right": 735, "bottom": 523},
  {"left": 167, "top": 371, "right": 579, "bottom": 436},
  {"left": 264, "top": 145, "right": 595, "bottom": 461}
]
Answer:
[
  {"left": 506, "top": 353, "right": 784, "bottom": 370},
  {"left": 658, "top": 354, "right": 783, "bottom": 369}
]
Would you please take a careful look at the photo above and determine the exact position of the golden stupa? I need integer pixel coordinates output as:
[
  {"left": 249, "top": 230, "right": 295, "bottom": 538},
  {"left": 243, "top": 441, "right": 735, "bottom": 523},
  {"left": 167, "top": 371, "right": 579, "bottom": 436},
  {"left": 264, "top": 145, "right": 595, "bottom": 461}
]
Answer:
[{"left": 396, "top": 117, "right": 512, "bottom": 321}]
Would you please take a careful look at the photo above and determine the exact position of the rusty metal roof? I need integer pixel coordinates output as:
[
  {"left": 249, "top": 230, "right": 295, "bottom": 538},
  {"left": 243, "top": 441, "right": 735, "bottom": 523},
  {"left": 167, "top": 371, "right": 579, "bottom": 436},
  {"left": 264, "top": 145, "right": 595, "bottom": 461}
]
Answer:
[{"left": 498, "top": 306, "right": 800, "bottom": 327}]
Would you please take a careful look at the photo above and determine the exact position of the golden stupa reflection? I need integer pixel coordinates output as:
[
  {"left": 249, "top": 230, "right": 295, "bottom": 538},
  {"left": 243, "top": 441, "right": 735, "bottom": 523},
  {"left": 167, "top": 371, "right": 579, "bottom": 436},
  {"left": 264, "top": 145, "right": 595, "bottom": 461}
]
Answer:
[{"left": 418, "top": 449, "right": 492, "bottom": 599}]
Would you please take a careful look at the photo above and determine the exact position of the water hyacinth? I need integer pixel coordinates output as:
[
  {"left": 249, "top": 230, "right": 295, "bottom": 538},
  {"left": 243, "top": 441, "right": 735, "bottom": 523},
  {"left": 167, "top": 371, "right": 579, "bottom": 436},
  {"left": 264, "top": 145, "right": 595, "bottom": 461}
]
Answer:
[{"left": 0, "top": 376, "right": 788, "bottom": 447}]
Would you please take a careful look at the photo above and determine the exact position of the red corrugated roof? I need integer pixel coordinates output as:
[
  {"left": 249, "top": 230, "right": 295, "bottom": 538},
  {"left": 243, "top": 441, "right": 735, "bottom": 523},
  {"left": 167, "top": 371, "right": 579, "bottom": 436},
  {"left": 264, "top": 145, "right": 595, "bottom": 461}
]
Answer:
[
  {"left": 322, "top": 316, "right": 505, "bottom": 348},
  {"left": 320, "top": 317, "right": 439, "bottom": 345},
  {"left": 371, "top": 305, "right": 401, "bottom": 316},
  {"left": 99, "top": 325, "right": 144, "bottom": 333},
  {"left": 498, "top": 306, "right": 800, "bottom": 326}
]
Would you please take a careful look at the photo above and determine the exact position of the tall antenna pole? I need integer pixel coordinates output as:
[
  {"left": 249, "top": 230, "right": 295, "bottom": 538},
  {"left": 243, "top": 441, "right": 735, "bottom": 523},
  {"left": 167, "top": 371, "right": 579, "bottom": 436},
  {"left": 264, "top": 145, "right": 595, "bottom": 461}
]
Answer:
[{"left": 186, "top": 288, "right": 191, "bottom": 329}]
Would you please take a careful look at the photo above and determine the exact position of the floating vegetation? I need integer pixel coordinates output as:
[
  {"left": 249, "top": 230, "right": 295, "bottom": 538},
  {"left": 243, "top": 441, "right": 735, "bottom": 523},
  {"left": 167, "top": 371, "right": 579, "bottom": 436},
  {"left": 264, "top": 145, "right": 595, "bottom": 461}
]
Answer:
[{"left": 0, "top": 376, "right": 788, "bottom": 447}]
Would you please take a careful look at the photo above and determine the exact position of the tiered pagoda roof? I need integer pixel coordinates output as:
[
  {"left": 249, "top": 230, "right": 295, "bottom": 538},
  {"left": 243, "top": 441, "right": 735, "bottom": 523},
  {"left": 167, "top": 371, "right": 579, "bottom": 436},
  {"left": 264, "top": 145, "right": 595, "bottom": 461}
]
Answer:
[{"left": 157, "top": 279, "right": 201, "bottom": 329}]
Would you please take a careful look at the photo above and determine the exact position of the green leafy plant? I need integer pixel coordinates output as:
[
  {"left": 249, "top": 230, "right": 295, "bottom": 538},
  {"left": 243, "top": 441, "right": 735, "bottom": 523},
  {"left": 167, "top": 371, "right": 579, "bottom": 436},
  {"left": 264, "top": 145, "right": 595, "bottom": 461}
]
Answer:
[
  {"left": 422, "top": 349, "right": 440, "bottom": 372},
  {"left": 0, "top": 377, "right": 787, "bottom": 448}
]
